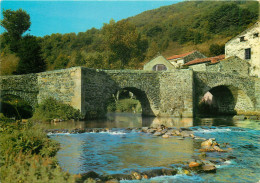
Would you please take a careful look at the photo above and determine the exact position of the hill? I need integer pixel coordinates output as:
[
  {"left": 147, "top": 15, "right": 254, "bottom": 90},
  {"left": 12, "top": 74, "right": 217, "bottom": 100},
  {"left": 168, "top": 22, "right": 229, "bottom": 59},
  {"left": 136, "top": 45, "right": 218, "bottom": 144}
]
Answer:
[{"left": 0, "top": 1, "right": 259, "bottom": 74}]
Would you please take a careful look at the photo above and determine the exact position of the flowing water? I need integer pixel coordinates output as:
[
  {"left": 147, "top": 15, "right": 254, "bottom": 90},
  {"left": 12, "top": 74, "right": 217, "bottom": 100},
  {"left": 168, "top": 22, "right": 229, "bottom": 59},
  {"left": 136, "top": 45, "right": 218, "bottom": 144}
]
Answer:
[{"left": 48, "top": 113, "right": 260, "bottom": 182}]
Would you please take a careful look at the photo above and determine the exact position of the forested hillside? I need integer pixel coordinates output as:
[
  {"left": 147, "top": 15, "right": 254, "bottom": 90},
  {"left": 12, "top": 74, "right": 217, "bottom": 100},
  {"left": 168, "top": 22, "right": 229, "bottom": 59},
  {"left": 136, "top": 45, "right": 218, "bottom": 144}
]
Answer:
[{"left": 0, "top": 1, "right": 258, "bottom": 75}]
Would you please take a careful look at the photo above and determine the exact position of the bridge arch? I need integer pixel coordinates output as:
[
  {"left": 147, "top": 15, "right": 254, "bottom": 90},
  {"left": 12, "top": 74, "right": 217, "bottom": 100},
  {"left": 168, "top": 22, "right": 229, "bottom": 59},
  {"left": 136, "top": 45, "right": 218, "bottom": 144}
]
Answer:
[
  {"left": 197, "top": 84, "right": 254, "bottom": 116},
  {"left": 0, "top": 93, "right": 34, "bottom": 119},
  {"left": 107, "top": 87, "right": 154, "bottom": 116},
  {"left": 0, "top": 90, "right": 38, "bottom": 109}
]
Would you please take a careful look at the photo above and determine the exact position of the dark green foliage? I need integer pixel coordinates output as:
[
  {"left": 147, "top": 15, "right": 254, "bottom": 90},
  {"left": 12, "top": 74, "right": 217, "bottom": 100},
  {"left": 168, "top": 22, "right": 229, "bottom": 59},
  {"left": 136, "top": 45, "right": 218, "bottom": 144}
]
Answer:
[
  {"left": 0, "top": 2, "right": 258, "bottom": 71},
  {"left": 209, "top": 44, "right": 225, "bottom": 56},
  {"left": 0, "top": 121, "right": 59, "bottom": 157},
  {"left": 0, "top": 9, "right": 31, "bottom": 41},
  {"left": 16, "top": 35, "right": 46, "bottom": 74},
  {"left": 32, "top": 98, "right": 83, "bottom": 121},
  {"left": 107, "top": 99, "right": 142, "bottom": 113},
  {"left": 0, "top": 95, "right": 33, "bottom": 119},
  {"left": 207, "top": 3, "right": 258, "bottom": 35},
  {"left": 0, "top": 120, "right": 75, "bottom": 182}
]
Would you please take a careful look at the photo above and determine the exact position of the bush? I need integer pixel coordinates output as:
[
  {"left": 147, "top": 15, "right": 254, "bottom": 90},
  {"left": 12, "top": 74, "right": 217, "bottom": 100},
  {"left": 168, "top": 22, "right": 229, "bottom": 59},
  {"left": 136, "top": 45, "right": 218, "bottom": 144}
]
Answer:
[
  {"left": 32, "top": 98, "right": 83, "bottom": 121},
  {"left": 0, "top": 120, "right": 75, "bottom": 182},
  {"left": 107, "top": 99, "right": 142, "bottom": 113}
]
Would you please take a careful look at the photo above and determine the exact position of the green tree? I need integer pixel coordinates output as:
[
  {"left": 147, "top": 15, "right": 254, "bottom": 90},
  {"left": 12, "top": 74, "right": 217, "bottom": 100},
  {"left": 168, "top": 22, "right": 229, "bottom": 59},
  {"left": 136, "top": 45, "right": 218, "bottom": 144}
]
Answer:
[
  {"left": 103, "top": 19, "right": 147, "bottom": 68},
  {"left": 209, "top": 43, "right": 225, "bottom": 56},
  {"left": 1, "top": 9, "right": 31, "bottom": 51},
  {"left": 16, "top": 35, "right": 45, "bottom": 74}
]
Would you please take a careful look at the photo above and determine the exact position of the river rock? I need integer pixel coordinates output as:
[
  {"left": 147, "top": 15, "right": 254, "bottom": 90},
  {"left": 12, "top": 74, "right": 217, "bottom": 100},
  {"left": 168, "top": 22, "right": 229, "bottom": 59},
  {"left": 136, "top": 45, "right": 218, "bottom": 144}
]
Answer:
[
  {"left": 131, "top": 171, "right": 142, "bottom": 180},
  {"left": 79, "top": 171, "right": 99, "bottom": 181},
  {"left": 181, "top": 131, "right": 192, "bottom": 137},
  {"left": 201, "top": 139, "right": 213, "bottom": 147},
  {"left": 201, "top": 164, "right": 217, "bottom": 173},
  {"left": 153, "top": 131, "right": 162, "bottom": 136},
  {"left": 108, "top": 174, "right": 132, "bottom": 181},
  {"left": 175, "top": 130, "right": 181, "bottom": 136},
  {"left": 190, "top": 134, "right": 195, "bottom": 139},
  {"left": 177, "top": 137, "right": 184, "bottom": 140},
  {"left": 213, "top": 145, "right": 225, "bottom": 152},
  {"left": 162, "top": 134, "right": 170, "bottom": 138},
  {"left": 189, "top": 162, "right": 200, "bottom": 168},
  {"left": 142, "top": 174, "right": 148, "bottom": 179},
  {"left": 105, "top": 179, "right": 119, "bottom": 183},
  {"left": 143, "top": 168, "right": 177, "bottom": 178},
  {"left": 147, "top": 129, "right": 156, "bottom": 133},
  {"left": 142, "top": 127, "right": 149, "bottom": 132},
  {"left": 161, "top": 129, "right": 168, "bottom": 134}
]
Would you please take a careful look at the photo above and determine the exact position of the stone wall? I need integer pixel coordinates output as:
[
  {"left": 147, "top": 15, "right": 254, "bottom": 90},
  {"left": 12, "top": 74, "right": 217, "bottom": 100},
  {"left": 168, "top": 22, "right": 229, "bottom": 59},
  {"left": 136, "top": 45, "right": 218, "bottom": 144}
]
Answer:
[
  {"left": 158, "top": 70, "right": 194, "bottom": 117},
  {"left": 37, "top": 67, "right": 82, "bottom": 111},
  {"left": 194, "top": 71, "right": 257, "bottom": 115},
  {"left": 183, "top": 51, "right": 206, "bottom": 63},
  {"left": 189, "top": 64, "right": 207, "bottom": 72},
  {"left": 104, "top": 70, "right": 161, "bottom": 116},
  {"left": 1, "top": 67, "right": 259, "bottom": 119},
  {"left": 206, "top": 56, "right": 250, "bottom": 76},
  {"left": 81, "top": 68, "right": 118, "bottom": 119},
  {"left": 0, "top": 74, "right": 38, "bottom": 107},
  {"left": 225, "top": 21, "right": 260, "bottom": 77}
]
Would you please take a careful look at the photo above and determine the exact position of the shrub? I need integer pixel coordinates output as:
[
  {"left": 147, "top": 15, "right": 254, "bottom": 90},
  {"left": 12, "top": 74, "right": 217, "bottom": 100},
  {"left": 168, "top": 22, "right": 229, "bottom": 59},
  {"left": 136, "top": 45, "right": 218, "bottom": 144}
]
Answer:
[
  {"left": 107, "top": 98, "right": 142, "bottom": 113},
  {"left": 0, "top": 119, "right": 76, "bottom": 182},
  {"left": 32, "top": 98, "right": 83, "bottom": 121}
]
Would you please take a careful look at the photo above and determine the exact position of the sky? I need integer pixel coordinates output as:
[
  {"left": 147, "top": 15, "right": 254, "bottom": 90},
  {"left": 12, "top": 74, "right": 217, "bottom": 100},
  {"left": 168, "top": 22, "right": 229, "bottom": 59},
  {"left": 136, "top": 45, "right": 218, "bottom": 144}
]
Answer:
[{"left": 0, "top": 1, "right": 182, "bottom": 37}]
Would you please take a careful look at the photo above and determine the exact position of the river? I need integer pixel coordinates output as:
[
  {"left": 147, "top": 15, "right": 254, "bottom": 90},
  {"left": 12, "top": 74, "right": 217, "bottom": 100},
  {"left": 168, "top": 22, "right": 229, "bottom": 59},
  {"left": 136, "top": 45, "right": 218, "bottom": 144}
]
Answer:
[{"left": 48, "top": 112, "right": 260, "bottom": 182}]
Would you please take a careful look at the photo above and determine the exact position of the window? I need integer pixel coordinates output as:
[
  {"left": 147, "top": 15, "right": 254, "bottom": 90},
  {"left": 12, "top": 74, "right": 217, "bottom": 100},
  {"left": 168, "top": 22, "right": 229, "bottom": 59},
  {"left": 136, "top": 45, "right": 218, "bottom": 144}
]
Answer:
[
  {"left": 253, "top": 33, "right": 259, "bottom": 38},
  {"left": 240, "top": 36, "right": 245, "bottom": 42},
  {"left": 152, "top": 64, "right": 167, "bottom": 71},
  {"left": 245, "top": 48, "right": 251, "bottom": 59}
]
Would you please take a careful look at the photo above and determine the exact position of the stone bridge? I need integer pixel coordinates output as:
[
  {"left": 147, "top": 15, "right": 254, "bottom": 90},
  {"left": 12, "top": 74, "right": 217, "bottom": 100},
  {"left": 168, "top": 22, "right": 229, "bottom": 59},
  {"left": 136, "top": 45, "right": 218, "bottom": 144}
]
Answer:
[{"left": 0, "top": 67, "right": 259, "bottom": 119}]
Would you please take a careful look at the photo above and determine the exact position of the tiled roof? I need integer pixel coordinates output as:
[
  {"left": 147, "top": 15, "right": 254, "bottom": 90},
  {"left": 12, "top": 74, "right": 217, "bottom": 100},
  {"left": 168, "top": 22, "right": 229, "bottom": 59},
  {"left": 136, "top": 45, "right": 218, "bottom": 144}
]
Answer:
[
  {"left": 183, "top": 55, "right": 225, "bottom": 66},
  {"left": 167, "top": 51, "right": 196, "bottom": 60}
]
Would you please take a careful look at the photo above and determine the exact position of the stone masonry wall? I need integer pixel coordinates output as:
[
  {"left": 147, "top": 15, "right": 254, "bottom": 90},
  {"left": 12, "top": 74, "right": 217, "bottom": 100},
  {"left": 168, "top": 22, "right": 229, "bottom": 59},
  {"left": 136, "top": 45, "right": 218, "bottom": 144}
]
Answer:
[
  {"left": 194, "top": 71, "right": 257, "bottom": 115},
  {"left": 0, "top": 74, "right": 38, "bottom": 107},
  {"left": 37, "top": 67, "right": 82, "bottom": 111},
  {"left": 158, "top": 70, "right": 194, "bottom": 117},
  {"left": 206, "top": 56, "right": 250, "bottom": 76},
  {"left": 1, "top": 67, "right": 259, "bottom": 119},
  {"left": 104, "top": 70, "right": 161, "bottom": 116},
  {"left": 81, "top": 68, "right": 118, "bottom": 119}
]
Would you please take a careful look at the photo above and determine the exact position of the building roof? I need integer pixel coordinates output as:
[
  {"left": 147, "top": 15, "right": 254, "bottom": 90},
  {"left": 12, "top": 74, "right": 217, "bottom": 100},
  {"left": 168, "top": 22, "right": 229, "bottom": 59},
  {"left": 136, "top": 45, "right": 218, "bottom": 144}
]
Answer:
[
  {"left": 167, "top": 50, "right": 196, "bottom": 60},
  {"left": 184, "top": 55, "right": 225, "bottom": 66}
]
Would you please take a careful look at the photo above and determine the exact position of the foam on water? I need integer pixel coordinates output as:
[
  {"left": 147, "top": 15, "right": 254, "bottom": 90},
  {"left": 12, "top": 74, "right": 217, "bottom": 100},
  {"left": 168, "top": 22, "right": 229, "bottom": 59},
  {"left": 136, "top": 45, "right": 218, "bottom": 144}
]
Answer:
[
  {"left": 120, "top": 174, "right": 204, "bottom": 183},
  {"left": 194, "top": 128, "right": 232, "bottom": 133}
]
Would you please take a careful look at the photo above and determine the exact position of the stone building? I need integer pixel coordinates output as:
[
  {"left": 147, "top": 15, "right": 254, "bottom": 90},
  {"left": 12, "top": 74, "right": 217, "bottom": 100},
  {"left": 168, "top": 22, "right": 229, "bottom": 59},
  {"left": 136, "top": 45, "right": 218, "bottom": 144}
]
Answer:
[
  {"left": 225, "top": 21, "right": 260, "bottom": 77},
  {"left": 143, "top": 55, "right": 176, "bottom": 71},
  {"left": 183, "top": 55, "right": 225, "bottom": 72},
  {"left": 166, "top": 50, "right": 206, "bottom": 68},
  {"left": 184, "top": 55, "right": 250, "bottom": 77},
  {"left": 143, "top": 50, "right": 206, "bottom": 71}
]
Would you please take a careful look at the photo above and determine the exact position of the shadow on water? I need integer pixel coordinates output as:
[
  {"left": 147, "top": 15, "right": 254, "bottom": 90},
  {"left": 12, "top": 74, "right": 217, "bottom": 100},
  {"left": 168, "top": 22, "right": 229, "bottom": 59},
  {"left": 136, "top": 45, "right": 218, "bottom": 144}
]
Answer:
[{"left": 44, "top": 112, "right": 258, "bottom": 130}]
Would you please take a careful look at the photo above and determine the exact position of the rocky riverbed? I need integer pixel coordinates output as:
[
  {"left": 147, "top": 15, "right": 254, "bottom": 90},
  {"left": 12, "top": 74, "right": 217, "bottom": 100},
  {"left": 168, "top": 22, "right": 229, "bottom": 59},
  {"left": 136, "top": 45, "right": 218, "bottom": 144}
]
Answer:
[{"left": 47, "top": 125, "right": 241, "bottom": 182}]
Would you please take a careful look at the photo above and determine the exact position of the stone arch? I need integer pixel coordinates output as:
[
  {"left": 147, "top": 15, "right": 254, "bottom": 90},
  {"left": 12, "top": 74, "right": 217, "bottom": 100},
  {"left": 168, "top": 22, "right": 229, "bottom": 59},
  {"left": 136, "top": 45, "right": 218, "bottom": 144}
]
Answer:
[
  {"left": 0, "top": 90, "right": 38, "bottom": 109},
  {"left": 0, "top": 92, "right": 35, "bottom": 118},
  {"left": 197, "top": 85, "right": 254, "bottom": 116},
  {"left": 108, "top": 87, "right": 154, "bottom": 117}
]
